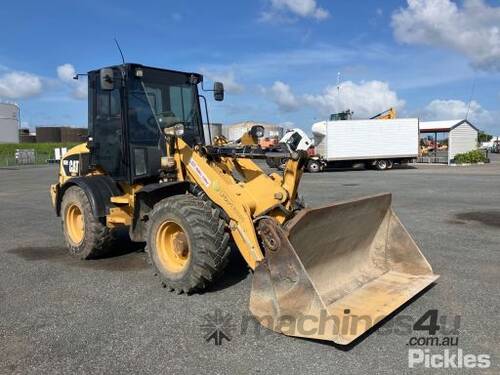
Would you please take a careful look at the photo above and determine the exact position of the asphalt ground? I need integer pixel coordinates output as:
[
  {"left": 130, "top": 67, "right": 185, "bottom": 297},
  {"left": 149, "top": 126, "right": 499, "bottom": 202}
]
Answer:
[{"left": 1, "top": 156, "right": 499, "bottom": 374}]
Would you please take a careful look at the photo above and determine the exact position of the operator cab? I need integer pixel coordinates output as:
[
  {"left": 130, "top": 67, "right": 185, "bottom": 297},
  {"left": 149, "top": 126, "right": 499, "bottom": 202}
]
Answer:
[{"left": 87, "top": 63, "right": 223, "bottom": 183}]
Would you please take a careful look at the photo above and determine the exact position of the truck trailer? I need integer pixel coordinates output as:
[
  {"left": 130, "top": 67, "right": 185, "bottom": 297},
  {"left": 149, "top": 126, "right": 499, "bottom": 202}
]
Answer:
[{"left": 310, "top": 118, "right": 419, "bottom": 171}]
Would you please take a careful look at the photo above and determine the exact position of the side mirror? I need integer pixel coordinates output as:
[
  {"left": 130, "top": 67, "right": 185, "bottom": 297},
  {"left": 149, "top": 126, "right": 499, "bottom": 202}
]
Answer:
[
  {"left": 213, "top": 81, "right": 224, "bottom": 101},
  {"left": 100, "top": 68, "right": 115, "bottom": 91}
]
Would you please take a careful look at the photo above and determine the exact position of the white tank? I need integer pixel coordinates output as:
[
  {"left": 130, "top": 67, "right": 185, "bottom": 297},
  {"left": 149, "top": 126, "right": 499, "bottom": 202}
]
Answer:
[
  {"left": 224, "top": 121, "right": 285, "bottom": 142},
  {"left": 311, "top": 121, "right": 327, "bottom": 155},
  {"left": 203, "top": 122, "right": 222, "bottom": 144},
  {"left": 311, "top": 121, "right": 327, "bottom": 137},
  {"left": 0, "top": 103, "right": 20, "bottom": 143}
]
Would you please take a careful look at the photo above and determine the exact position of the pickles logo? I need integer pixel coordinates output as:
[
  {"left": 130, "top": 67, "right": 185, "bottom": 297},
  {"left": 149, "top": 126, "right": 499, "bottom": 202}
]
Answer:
[
  {"left": 200, "top": 309, "right": 236, "bottom": 346},
  {"left": 406, "top": 310, "right": 491, "bottom": 369},
  {"left": 409, "top": 349, "right": 491, "bottom": 369}
]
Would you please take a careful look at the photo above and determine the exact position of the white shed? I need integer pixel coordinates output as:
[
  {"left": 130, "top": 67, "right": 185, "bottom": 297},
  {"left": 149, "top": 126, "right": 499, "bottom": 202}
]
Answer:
[{"left": 420, "top": 119, "right": 479, "bottom": 164}]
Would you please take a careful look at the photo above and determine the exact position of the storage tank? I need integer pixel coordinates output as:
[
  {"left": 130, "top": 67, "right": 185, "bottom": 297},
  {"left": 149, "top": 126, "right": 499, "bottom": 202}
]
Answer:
[
  {"left": 0, "top": 103, "right": 20, "bottom": 143},
  {"left": 203, "top": 123, "right": 222, "bottom": 144},
  {"left": 224, "top": 121, "right": 285, "bottom": 142},
  {"left": 36, "top": 127, "right": 61, "bottom": 143}
]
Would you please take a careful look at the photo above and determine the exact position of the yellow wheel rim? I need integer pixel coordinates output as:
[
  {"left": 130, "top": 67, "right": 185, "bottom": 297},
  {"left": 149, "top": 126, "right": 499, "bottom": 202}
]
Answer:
[
  {"left": 66, "top": 203, "right": 84, "bottom": 245},
  {"left": 156, "top": 221, "right": 190, "bottom": 274}
]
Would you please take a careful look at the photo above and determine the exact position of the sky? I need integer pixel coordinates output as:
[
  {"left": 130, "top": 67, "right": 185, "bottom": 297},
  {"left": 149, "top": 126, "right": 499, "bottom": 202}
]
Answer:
[{"left": 0, "top": 0, "right": 499, "bottom": 134}]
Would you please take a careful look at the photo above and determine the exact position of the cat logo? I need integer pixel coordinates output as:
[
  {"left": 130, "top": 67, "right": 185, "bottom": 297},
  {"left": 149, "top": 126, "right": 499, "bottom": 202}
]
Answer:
[{"left": 68, "top": 160, "right": 79, "bottom": 174}]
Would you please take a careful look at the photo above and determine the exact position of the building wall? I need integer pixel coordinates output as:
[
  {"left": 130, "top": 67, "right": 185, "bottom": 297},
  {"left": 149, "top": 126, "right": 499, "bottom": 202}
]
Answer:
[
  {"left": 20, "top": 134, "right": 36, "bottom": 143},
  {"left": 449, "top": 122, "right": 478, "bottom": 162},
  {"left": 0, "top": 103, "right": 20, "bottom": 143},
  {"left": 60, "top": 127, "right": 88, "bottom": 143},
  {"left": 36, "top": 127, "right": 61, "bottom": 142},
  {"left": 36, "top": 126, "right": 88, "bottom": 143}
]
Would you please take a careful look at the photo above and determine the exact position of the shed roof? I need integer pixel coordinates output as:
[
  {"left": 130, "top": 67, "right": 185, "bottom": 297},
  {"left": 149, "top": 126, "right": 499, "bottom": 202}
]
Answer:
[{"left": 419, "top": 119, "right": 479, "bottom": 133}]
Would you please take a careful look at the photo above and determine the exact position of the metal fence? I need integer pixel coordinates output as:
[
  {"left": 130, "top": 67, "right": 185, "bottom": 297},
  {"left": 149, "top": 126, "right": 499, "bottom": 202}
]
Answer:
[
  {"left": 417, "top": 148, "right": 489, "bottom": 165},
  {"left": 417, "top": 156, "right": 448, "bottom": 164},
  {"left": 0, "top": 149, "right": 58, "bottom": 167}
]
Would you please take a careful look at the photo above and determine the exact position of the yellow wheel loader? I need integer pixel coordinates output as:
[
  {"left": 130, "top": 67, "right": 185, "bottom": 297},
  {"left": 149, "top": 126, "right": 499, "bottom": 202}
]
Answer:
[{"left": 50, "top": 63, "right": 438, "bottom": 345}]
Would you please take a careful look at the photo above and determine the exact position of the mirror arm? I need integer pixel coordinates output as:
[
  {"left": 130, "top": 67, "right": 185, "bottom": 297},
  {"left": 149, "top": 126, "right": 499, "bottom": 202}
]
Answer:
[
  {"left": 200, "top": 80, "right": 214, "bottom": 93},
  {"left": 73, "top": 73, "right": 88, "bottom": 81}
]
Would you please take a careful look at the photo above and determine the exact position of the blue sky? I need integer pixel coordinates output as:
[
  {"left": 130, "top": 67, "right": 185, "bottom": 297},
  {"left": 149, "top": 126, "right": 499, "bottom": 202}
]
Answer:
[{"left": 0, "top": 0, "right": 499, "bottom": 133}]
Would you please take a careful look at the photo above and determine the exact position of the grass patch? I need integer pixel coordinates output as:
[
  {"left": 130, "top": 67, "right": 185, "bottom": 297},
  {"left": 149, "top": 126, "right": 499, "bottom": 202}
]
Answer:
[{"left": 0, "top": 143, "right": 79, "bottom": 167}]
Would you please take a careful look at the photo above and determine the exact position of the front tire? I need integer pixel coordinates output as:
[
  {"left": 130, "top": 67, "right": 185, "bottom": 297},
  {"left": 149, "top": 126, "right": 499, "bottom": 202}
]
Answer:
[
  {"left": 61, "top": 186, "right": 115, "bottom": 259},
  {"left": 306, "top": 159, "right": 321, "bottom": 173},
  {"left": 147, "top": 194, "right": 231, "bottom": 293}
]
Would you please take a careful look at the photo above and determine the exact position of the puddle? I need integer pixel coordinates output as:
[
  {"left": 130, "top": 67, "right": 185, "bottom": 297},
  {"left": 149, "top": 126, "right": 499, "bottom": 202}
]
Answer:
[
  {"left": 454, "top": 211, "right": 500, "bottom": 228},
  {"left": 7, "top": 243, "right": 148, "bottom": 272}
]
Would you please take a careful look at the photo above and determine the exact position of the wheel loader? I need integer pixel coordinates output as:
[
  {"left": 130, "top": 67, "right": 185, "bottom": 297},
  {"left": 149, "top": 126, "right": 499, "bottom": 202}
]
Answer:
[{"left": 50, "top": 63, "right": 438, "bottom": 345}]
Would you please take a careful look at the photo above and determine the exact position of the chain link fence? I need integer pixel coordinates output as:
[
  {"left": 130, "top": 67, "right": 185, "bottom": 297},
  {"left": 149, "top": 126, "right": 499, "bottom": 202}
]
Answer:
[{"left": 0, "top": 148, "right": 61, "bottom": 167}]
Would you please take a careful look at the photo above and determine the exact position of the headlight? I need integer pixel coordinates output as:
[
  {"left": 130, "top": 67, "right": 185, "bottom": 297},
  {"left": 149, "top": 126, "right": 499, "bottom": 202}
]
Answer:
[
  {"left": 164, "top": 124, "right": 184, "bottom": 137},
  {"left": 250, "top": 125, "right": 265, "bottom": 138}
]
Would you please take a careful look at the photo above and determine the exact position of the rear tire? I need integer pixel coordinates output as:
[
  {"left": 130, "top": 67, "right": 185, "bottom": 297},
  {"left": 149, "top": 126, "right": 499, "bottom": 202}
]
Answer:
[
  {"left": 147, "top": 194, "right": 231, "bottom": 293},
  {"left": 375, "top": 160, "right": 388, "bottom": 170},
  {"left": 306, "top": 159, "right": 321, "bottom": 173},
  {"left": 386, "top": 160, "right": 394, "bottom": 169},
  {"left": 61, "top": 186, "right": 115, "bottom": 259}
]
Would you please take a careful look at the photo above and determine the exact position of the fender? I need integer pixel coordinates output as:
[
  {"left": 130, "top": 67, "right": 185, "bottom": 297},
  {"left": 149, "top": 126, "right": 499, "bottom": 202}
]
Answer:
[
  {"left": 56, "top": 176, "right": 122, "bottom": 218},
  {"left": 130, "top": 181, "right": 190, "bottom": 242}
]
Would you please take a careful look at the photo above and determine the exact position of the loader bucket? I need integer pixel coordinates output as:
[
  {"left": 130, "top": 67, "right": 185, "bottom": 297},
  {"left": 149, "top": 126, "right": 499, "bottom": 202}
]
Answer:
[{"left": 250, "top": 193, "right": 438, "bottom": 345}]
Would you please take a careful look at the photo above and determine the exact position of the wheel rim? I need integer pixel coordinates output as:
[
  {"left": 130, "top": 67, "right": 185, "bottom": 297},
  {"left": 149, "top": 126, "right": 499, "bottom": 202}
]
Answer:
[
  {"left": 66, "top": 203, "right": 84, "bottom": 245},
  {"left": 310, "top": 162, "right": 319, "bottom": 172},
  {"left": 378, "top": 160, "right": 387, "bottom": 169},
  {"left": 156, "top": 221, "right": 190, "bottom": 274}
]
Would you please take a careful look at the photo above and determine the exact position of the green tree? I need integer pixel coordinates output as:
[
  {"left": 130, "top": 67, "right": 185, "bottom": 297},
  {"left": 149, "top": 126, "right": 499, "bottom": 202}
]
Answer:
[{"left": 478, "top": 131, "right": 492, "bottom": 142}]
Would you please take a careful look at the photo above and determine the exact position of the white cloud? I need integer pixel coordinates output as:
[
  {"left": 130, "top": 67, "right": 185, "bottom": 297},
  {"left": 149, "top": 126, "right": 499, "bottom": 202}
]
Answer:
[
  {"left": 0, "top": 71, "right": 43, "bottom": 99},
  {"left": 57, "top": 63, "right": 76, "bottom": 83},
  {"left": 421, "top": 99, "right": 497, "bottom": 131},
  {"left": 72, "top": 82, "right": 88, "bottom": 99},
  {"left": 422, "top": 99, "right": 474, "bottom": 120},
  {"left": 263, "top": 0, "right": 329, "bottom": 21},
  {"left": 268, "top": 81, "right": 300, "bottom": 112},
  {"left": 202, "top": 69, "right": 244, "bottom": 94},
  {"left": 262, "top": 79, "right": 404, "bottom": 118},
  {"left": 57, "top": 63, "right": 87, "bottom": 99},
  {"left": 304, "top": 80, "right": 405, "bottom": 118},
  {"left": 392, "top": 0, "right": 500, "bottom": 71}
]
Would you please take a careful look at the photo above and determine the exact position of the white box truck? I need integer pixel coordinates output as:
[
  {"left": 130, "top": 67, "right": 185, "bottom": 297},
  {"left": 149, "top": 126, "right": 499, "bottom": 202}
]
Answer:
[{"left": 309, "top": 118, "right": 419, "bottom": 172}]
